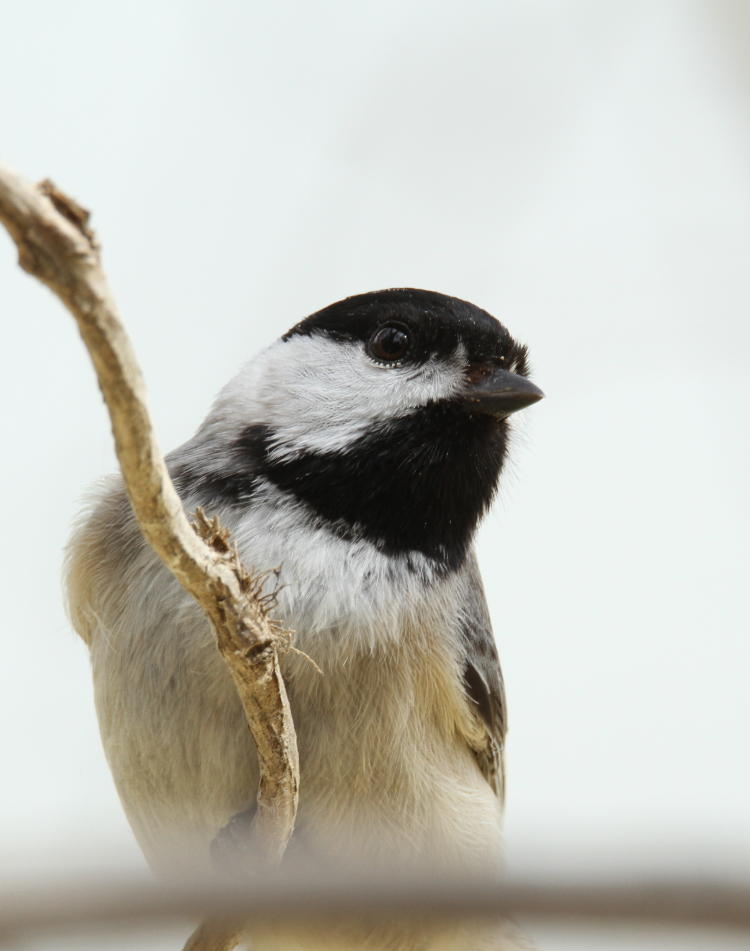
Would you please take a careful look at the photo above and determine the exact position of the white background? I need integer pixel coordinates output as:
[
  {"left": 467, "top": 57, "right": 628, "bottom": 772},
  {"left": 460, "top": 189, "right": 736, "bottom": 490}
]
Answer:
[{"left": 1, "top": 1, "right": 748, "bottom": 948}]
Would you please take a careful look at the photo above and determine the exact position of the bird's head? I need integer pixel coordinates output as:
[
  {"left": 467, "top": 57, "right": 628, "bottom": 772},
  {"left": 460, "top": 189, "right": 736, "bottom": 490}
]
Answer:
[{"left": 191, "top": 289, "right": 543, "bottom": 573}]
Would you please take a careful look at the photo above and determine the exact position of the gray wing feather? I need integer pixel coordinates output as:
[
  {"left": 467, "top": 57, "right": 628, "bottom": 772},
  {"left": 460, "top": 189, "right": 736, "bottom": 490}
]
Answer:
[{"left": 456, "top": 549, "right": 507, "bottom": 800}]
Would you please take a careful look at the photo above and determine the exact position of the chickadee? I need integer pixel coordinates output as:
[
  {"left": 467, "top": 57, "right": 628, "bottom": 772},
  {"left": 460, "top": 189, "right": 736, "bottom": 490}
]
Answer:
[{"left": 66, "top": 288, "right": 542, "bottom": 946}]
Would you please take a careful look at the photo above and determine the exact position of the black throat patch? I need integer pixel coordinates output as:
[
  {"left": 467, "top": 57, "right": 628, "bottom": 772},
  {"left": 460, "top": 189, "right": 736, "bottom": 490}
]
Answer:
[{"left": 231, "top": 401, "right": 508, "bottom": 573}]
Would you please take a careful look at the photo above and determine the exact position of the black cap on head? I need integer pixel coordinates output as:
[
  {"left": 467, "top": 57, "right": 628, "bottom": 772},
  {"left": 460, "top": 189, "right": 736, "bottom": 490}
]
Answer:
[{"left": 283, "top": 288, "right": 530, "bottom": 376}]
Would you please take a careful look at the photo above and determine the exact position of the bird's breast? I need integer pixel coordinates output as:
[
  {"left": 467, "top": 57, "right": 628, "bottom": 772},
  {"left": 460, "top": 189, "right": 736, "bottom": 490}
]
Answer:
[
  {"left": 229, "top": 483, "right": 457, "bottom": 654},
  {"left": 283, "top": 619, "right": 503, "bottom": 870}
]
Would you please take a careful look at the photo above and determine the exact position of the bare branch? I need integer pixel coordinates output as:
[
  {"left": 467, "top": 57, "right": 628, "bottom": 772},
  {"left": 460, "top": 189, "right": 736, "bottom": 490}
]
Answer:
[
  {"left": 0, "top": 165, "right": 299, "bottom": 871},
  {"left": 0, "top": 870, "right": 748, "bottom": 939}
]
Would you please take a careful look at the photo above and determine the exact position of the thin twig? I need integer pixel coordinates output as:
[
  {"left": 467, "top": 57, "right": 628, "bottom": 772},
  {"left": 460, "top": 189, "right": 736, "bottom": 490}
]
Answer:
[{"left": 0, "top": 166, "right": 300, "bottom": 948}]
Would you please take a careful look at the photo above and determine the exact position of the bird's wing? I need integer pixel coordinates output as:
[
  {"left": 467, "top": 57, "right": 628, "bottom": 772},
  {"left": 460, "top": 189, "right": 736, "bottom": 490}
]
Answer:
[{"left": 456, "top": 549, "right": 507, "bottom": 801}]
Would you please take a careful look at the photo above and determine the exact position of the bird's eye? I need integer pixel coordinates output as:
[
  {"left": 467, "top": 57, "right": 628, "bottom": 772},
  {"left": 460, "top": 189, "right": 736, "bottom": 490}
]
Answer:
[{"left": 367, "top": 324, "right": 411, "bottom": 363}]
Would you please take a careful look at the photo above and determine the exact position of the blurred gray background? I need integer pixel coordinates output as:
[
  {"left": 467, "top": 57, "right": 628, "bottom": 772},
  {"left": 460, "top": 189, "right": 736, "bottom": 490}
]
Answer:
[{"left": 1, "top": 1, "right": 748, "bottom": 948}]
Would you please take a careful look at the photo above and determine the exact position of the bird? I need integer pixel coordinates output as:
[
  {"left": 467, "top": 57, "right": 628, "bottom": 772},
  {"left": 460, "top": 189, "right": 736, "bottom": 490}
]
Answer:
[{"left": 65, "top": 288, "right": 543, "bottom": 949}]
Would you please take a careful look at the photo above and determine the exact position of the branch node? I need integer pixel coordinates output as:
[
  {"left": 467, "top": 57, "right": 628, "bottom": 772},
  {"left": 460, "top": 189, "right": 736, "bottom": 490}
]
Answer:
[{"left": 38, "top": 178, "right": 98, "bottom": 251}]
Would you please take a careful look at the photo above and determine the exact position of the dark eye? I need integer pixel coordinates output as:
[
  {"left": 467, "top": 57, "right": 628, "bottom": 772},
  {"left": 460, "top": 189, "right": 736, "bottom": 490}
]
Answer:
[{"left": 368, "top": 324, "right": 411, "bottom": 363}]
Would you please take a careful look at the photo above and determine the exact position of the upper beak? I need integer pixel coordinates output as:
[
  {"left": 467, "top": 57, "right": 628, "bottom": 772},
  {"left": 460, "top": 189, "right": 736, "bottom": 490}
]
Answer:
[{"left": 462, "top": 365, "right": 545, "bottom": 418}]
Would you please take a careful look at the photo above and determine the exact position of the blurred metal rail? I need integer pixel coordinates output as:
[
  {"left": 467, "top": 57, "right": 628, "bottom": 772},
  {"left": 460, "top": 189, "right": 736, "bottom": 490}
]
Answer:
[{"left": 0, "top": 872, "right": 747, "bottom": 938}]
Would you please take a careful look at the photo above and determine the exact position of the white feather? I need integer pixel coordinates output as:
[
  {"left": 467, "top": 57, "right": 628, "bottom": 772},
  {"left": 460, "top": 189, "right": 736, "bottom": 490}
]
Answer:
[{"left": 203, "top": 334, "right": 467, "bottom": 461}]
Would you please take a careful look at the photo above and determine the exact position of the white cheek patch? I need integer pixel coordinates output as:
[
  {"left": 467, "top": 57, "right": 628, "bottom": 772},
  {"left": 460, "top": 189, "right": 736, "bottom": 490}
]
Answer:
[{"left": 211, "top": 334, "right": 467, "bottom": 461}]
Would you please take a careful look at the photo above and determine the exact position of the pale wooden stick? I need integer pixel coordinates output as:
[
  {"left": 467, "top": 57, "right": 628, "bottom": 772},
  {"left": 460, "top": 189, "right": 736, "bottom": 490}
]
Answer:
[{"left": 0, "top": 166, "right": 300, "bottom": 950}]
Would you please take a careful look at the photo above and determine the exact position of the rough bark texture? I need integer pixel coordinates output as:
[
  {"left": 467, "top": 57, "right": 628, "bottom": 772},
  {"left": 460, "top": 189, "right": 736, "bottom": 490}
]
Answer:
[{"left": 0, "top": 166, "right": 299, "bottom": 949}]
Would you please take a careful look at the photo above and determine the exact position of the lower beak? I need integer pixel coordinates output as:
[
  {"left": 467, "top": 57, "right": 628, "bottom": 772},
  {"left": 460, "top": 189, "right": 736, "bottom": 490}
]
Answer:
[{"left": 462, "top": 366, "right": 544, "bottom": 418}]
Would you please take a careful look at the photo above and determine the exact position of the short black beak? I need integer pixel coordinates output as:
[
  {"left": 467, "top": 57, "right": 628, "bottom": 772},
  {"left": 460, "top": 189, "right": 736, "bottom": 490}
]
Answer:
[{"left": 462, "top": 366, "right": 545, "bottom": 418}]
